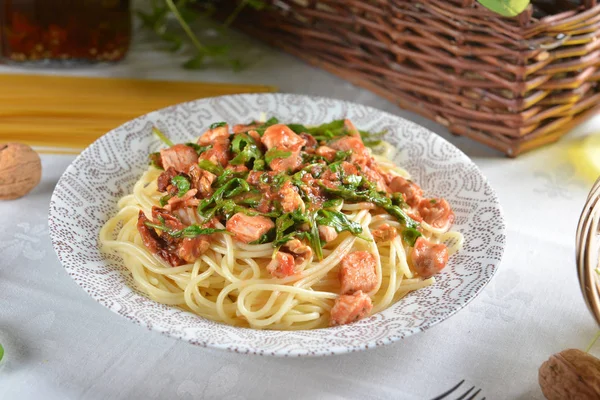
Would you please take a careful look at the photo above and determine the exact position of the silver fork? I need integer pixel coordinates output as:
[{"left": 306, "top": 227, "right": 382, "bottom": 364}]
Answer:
[{"left": 430, "top": 380, "right": 486, "bottom": 400}]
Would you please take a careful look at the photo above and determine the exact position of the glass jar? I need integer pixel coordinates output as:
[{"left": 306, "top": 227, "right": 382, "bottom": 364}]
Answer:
[{"left": 0, "top": 0, "right": 131, "bottom": 64}]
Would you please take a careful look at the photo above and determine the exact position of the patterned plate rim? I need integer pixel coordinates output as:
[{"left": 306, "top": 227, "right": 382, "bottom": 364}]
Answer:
[{"left": 48, "top": 93, "right": 506, "bottom": 357}]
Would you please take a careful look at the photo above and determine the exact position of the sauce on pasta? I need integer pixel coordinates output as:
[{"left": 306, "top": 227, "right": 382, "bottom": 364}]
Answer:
[{"left": 100, "top": 118, "right": 462, "bottom": 329}]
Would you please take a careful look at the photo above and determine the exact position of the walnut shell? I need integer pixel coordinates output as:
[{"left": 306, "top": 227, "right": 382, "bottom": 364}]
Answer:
[
  {"left": 539, "top": 349, "right": 600, "bottom": 399},
  {"left": 0, "top": 143, "right": 42, "bottom": 200}
]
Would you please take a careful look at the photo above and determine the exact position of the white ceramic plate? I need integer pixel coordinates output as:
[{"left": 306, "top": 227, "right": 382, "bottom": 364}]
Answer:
[{"left": 48, "top": 93, "right": 505, "bottom": 357}]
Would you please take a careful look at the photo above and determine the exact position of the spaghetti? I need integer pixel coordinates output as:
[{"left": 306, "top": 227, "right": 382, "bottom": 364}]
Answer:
[{"left": 100, "top": 118, "right": 462, "bottom": 330}]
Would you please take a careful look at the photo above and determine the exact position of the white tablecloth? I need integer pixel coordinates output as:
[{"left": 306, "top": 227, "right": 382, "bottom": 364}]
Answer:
[{"left": 1, "top": 24, "right": 599, "bottom": 400}]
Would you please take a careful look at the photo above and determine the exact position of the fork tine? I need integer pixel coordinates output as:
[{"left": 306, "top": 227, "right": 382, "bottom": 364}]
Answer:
[
  {"left": 430, "top": 380, "right": 465, "bottom": 400},
  {"left": 465, "top": 388, "right": 482, "bottom": 400},
  {"left": 456, "top": 386, "right": 475, "bottom": 400}
]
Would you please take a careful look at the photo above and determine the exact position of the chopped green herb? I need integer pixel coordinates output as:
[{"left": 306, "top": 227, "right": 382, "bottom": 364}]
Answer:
[
  {"left": 316, "top": 210, "right": 362, "bottom": 235},
  {"left": 185, "top": 142, "right": 211, "bottom": 155},
  {"left": 210, "top": 121, "right": 227, "bottom": 129},
  {"left": 308, "top": 211, "right": 323, "bottom": 260},
  {"left": 198, "top": 159, "right": 224, "bottom": 176},
  {"left": 159, "top": 194, "right": 172, "bottom": 207},
  {"left": 198, "top": 178, "right": 250, "bottom": 218},
  {"left": 171, "top": 175, "right": 191, "bottom": 197},
  {"left": 265, "top": 148, "right": 292, "bottom": 164},
  {"left": 272, "top": 173, "right": 290, "bottom": 189},
  {"left": 359, "top": 129, "right": 386, "bottom": 148},
  {"left": 333, "top": 150, "right": 352, "bottom": 162},
  {"left": 253, "top": 159, "right": 266, "bottom": 171},
  {"left": 402, "top": 227, "right": 422, "bottom": 247},
  {"left": 321, "top": 184, "right": 419, "bottom": 229},
  {"left": 322, "top": 198, "right": 343, "bottom": 210},
  {"left": 287, "top": 123, "right": 309, "bottom": 134},
  {"left": 253, "top": 117, "right": 280, "bottom": 136},
  {"left": 230, "top": 133, "right": 263, "bottom": 166},
  {"left": 430, "top": 199, "right": 437, "bottom": 204},
  {"left": 145, "top": 221, "right": 227, "bottom": 238},
  {"left": 0, "top": 343, "right": 3, "bottom": 362},
  {"left": 152, "top": 126, "right": 174, "bottom": 147}
]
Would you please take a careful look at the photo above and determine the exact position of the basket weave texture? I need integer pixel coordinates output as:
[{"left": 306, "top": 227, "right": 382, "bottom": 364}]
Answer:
[{"left": 226, "top": 0, "right": 600, "bottom": 156}]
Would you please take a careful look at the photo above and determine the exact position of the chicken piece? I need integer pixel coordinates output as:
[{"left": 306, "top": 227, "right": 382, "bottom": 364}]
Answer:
[
  {"left": 319, "top": 225, "right": 338, "bottom": 243},
  {"left": 371, "top": 224, "right": 397, "bottom": 243},
  {"left": 157, "top": 167, "right": 179, "bottom": 194},
  {"left": 389, "top": 176, "right": 423, "bottom": 207},
  {"left": 320, "top": 162, "right": 358, "bottom": 186},
  {"left": 280, "top": 181, "right": 305, "bottom": 213},
  {"left": 226, "top": 213, "right": 275, "bottom": 243},
  {"left": 315, "top": 146, "right": 337, "bottom": 162},
  {"left": 329, "top": 135, "right": 370, "bottom": 167},
  {"left": 198, "top": 124, "right": 230, "bottom": 146},
  {"left": 188, "top": 164, "right": 216, "bottom": 198},
  {"left": 268, "top": 151, "right": 303, "bottom": 173},
  {"left": 225, "top": 164, "right": 249, "bottom": 174},
  {"left": 199, "top": 139, "right": 230, "bottom": 167},
  {"left": 329, "top": 291, "right": 373, "bottom": 326},
  {"left": 418, "top": 198, "right": 455, "bottom": 231},
  {"left": 165, "top": 189, "right": 199, "bottom": 211},
  {"left": 177, "top": 236, "right": 211, "bottom": 264},
  {"left": 300, "top": 132, "right": 317, "bottom": 150},
  {"left": 266, "top": 251, "right": 296, "bottom": 278},
  {"left": 410, "top": 237, "right": 449, "bottom": 278},
  {"left": 232, "top": 123, "right": 258, "bottom": 134},
  {"left": 362, "top": 165, "right": 389, "bottom": 193},
  {"left": 136, "top": 211, "right": 183, "bottom": 267},
  {"left": 261, "top": 124, "right": 306, "bottom": 151},
  {"left": 160, "top": 144, "right": 199, "bottom": 173},
  {"left": 284, "top": 239, "right": 312, "bottom": 265},
  {"left": 338, "top": 251, "right": 378, "bottom": 295},
  {"left": 151, "top": 206, "right": 184, "bottom": 231}
]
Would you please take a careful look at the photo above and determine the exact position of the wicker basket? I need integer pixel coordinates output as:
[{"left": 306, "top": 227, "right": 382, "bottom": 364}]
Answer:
[{"left": 223, "top": 0, "right": 600, "bottom": 156}]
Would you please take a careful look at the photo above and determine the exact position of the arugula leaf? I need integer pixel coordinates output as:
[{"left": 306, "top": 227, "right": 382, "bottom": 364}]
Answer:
[
  {"left": 359, "top": 129, "right": 386, "bottom": 148},
  {"left": 171, "top": 175, "right": 191, "bottom": 197},
  {"left": 253, "top": 117, "right": 279, "bottom": 136},
  {"left": 145, "top": 221, "right": 227, "bottom": 238},
  {"left": 253, "top": 159, "right": 265, "bottom": 171},
  {"left": 148, "top": 152, "right": 163, "bottom": 170},
  {"left": 152, "top": 126, "right": 174, "bottom": 147},
  {"left": 333, "top": 150, "right": 352, "bottom": 162},
  {"left": 210, "top": 121, "right": 227, "bottom": 129},
  {"left": 273, "top": 231, "right": 312, "bottom": 247},
  {"left": 185, "top": 142, "right": 211, "bottom": 155},
  {"left": 271, "top": 173, "right": 290, "bottom": 189},
  {"left": 320, "top": 184, "right": 419, "bottom": 229},
  {"left": 402, "top": 227, "right": 422, "bottom": 247},
  {"left": 316, "top": 210, "right": 362, "bottom": 235},
  {"left": 159, "top": 194, "right": 172, "bottom": 207},
  {"left": 265, "top": 148, "right": 292, "bottom": 164},
  {"left": 230, "top": 133, "right": 263, "bottom": 166},
  {"left": 198, "top": 178, "right": 250, "bottom": 218},
  {"left": 198, "top": 159, "right": 224, "bottom": 176},
  {"left": 250, "top": 229, "right": 276, "bottom": 244},
  {"left": 308, "top": 211, "right": 323, "bottom": 260},
  {"left": 287, "top": 123, "right": 309, "bottom": 134},
  {"left": 322, "top": 198, "right": 343, "bottom": 209}
]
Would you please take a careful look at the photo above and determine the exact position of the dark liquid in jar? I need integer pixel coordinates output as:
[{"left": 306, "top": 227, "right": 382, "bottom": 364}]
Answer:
[{"left": 0, "top": 0, "right": 131, "bottom": 63}]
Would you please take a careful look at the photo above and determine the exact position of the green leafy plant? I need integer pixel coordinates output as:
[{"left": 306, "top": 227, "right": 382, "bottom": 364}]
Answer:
[
  {"left": 137, "top": 0, "right": 266, "bottom": 70},
  {"left": 477, "top": 0, "right": 530, "bottom": 17}
]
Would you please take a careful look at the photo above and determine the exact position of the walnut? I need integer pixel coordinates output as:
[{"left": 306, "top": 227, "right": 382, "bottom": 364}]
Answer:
[
  {"left": 539, "top": 349, "right": 600, "bottom": 399},
  {"left": 0, "top": 143, "right": 42, "bottom": 200}
]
